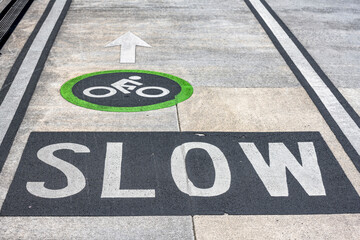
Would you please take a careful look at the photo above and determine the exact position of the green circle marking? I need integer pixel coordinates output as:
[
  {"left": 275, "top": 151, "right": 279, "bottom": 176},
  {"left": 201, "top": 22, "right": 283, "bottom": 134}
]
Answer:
[{"left": 60, "top": 70, "right": 193, "bottom": 112}]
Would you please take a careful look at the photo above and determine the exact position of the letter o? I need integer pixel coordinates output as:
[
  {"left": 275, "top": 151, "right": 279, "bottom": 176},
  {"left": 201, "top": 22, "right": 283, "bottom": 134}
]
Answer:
[{"left": 171, "top": 142, "right": 231, "bottom": 197}]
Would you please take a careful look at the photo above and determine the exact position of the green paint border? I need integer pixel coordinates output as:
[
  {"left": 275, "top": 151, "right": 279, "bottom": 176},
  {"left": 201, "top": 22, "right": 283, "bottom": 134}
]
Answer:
[{"left": 60, "top": 70, "right": 193, "bottom": 112}]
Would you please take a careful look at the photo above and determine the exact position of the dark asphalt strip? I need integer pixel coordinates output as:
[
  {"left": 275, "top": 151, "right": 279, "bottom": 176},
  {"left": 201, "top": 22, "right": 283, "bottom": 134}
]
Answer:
[{"left": 0, "top": 0, "right": 34, "bottom": 50}]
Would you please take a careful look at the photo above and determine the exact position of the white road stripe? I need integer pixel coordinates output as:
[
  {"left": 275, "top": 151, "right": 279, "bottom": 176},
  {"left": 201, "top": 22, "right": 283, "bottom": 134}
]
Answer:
[
  {"left": 249, "top": 0, "right": 360, "bottom": 156},
  {"left": 0, "top": 0, "right": 67, "bottom": 147}
]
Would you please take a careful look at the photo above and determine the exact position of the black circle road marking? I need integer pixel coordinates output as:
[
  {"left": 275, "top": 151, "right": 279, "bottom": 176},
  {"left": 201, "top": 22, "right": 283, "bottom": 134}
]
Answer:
[{"left": 60, "top": 70, "right": 193, "bottom": 112}]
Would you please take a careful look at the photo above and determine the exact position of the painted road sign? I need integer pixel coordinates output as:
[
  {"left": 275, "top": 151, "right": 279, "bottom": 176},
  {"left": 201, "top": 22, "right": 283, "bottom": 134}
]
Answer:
[
  {"left": 1, "top": 131, "right": 359, "bottom": 216},
  {"left": 105, "top": 31, "right": 151, "bottom": 63},
  {"left": 60, "top": 70, "right": 193, "bottom": 112}
]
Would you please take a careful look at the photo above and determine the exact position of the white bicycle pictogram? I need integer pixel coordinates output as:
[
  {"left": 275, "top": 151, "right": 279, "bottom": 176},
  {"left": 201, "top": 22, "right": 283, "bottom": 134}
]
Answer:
[{"left": 82, "top": 76, "right": 170, "bottom": 99}]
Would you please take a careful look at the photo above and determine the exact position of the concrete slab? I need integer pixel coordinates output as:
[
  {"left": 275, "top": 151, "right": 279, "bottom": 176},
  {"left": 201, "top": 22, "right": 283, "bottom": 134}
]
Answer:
[
  {"left": 0, "top": 0, "right": 359, "bottom": 239},
  {"left": 177, "top": 86, "right": 360, "bottom": 194},
  {"left": 340, "top": 88, "right": 360, "bottom": 115},
  {"left": 0, "top": 1, "right": 190, "bottom": 235},
  {"left": 178, "top": 86, "right": 360, "bottom": 238},
  {"left": 0, "top": 216, "right": 194, "bottom": 239},
  {"left": 266, "top": 0, "right": 360, "bottom": 89},
  {"left": 193, "top": 215, "right": 360, "bottom": 240},
  {"left": 0, "top": 96, "right": 187, "bottom": 238},
  {"left": 47, "top": 0, "right": 298, "bottom": 88}
]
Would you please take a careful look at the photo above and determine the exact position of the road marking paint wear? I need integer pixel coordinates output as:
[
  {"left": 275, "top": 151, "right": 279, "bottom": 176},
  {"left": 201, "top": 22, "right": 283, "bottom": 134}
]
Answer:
[
  {"left": 0, "top": 0, "right": 71, "bottom": 171},
  {"left": 246, "top": 0, "right": 360, "bottom": 170}
]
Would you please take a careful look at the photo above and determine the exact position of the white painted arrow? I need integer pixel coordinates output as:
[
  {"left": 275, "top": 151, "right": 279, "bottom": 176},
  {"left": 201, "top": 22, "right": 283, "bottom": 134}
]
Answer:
[{"left": 105, "top": 31, "right": 151, "bottom": 63}]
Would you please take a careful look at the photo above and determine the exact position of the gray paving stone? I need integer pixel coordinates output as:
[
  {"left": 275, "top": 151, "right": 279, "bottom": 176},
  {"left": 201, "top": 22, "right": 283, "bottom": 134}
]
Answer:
[
  {"left": 266, "top": 0, "right": 360, "bottom": 88},
  {"left": 49, "top": 0, "right": 298, "bottom": 88},
  {"left": 340, "top": 88, "right": 360, "bottom": 115},
  {"left": 0, "top": 216, "right": 194, "bottom": 239},
  {"left": 194, "top": 215, "right": 360, "bottom": 240},
  {"left": 177, "top": 86, "right": 360, "bottom": 194}
]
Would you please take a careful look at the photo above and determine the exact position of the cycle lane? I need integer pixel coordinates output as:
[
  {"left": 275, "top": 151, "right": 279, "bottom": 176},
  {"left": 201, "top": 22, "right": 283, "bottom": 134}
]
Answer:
[{"left": 0, "top": 0, "right": 359, "bottom": 239}]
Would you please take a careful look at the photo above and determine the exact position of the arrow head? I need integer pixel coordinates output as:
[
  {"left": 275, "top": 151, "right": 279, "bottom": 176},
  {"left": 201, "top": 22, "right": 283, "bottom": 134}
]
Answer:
[{"left": 106, "top": 31, "right": 151, "bottom": 48}]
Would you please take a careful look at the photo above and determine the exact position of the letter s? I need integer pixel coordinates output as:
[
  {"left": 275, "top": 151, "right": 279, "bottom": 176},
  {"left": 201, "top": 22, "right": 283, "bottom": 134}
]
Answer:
[{"left": 26, "top": 143, "right": 90, "bottom": 198}]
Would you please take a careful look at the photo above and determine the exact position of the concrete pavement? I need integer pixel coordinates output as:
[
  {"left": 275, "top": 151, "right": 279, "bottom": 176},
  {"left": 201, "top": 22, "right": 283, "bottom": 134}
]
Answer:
[{"left": 0, "top": 0, "right": 359, "bottom": 239}]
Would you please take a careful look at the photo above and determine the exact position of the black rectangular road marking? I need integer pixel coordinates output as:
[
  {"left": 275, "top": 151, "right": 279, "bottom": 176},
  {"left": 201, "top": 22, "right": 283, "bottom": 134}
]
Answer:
[{"left": 1, "top": 132, "right": 359, "bottom": 216}]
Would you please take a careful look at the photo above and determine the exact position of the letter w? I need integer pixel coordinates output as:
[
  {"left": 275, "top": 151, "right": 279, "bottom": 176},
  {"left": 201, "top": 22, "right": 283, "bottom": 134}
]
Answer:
[{"left": 239, "top": 142, "right": 326, "bottom": 197}]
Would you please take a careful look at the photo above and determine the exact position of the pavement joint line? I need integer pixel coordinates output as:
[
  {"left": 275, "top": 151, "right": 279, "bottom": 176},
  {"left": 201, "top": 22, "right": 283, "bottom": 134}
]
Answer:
[
  {"left": 0, "top": 0, "right": 71, "bottom": 172},
  {"left": 191, "top": 216, "right": 197, "bottom": 240},
  {"left": 245, "top": 0, "right": 360, "bottom": 171},
  {"left": 176, "top": 104, "right": 182, "bottom": 132}
]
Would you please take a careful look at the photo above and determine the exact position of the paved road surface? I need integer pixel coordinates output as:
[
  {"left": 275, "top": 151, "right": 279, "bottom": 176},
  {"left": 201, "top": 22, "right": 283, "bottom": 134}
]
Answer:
[{"left": 0, "top": 0, "right": 359, "bottom": 239}]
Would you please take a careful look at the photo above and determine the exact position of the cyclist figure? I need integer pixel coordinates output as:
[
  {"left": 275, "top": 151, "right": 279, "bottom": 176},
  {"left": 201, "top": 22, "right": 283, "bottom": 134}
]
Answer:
[
  {"left": 83, "top": 75, "right": 170, "bottom": 99},
  {"left": 111, "top": 76, "right": 143, "bottom": 94}
]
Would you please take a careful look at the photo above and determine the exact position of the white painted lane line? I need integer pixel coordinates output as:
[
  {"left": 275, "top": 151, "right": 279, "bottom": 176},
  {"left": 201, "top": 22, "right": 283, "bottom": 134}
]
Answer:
[
  {"left": 249, "top": 0, "right": 360, "bottom": 157},
  {"left": 0, "top": 0, "right": 67, "bottom": 148}
]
